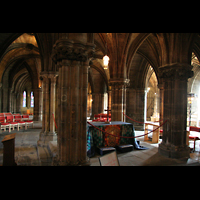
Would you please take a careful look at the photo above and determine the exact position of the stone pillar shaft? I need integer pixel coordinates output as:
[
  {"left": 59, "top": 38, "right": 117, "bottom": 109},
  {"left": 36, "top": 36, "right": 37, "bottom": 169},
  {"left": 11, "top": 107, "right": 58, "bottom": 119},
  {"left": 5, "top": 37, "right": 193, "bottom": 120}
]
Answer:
[
  {"left": 57, "top": 60, "right": 89, "bottom": 165},
  {"left": 33, "top": 88, "right": 42, "bottom": 121},
  {"left": 50, "top": 75, "right": 57, "bottom": 134},
  {"left": 91, "top": 93, "right": 104, "bottom": 119},
  {"left": 38, "top": 72, "right": 58, "bottom": 145},
  {"left": 52, "top": 38, "right": 95, "bottom": 165},
  {"left": 42, "top": 75, "right": 50, "bottom": 133},
  {"left": 158, "top": 63, "right": 194, "bottom": 159},
  {"left": 158, "top": 83, "right": 164, "bottom": 123},
  {"left": 126, "top": 88, "right": 145, "bottom": 130},
  {"left": 110, "top": 79, "right": 129, "bottom": 122}
]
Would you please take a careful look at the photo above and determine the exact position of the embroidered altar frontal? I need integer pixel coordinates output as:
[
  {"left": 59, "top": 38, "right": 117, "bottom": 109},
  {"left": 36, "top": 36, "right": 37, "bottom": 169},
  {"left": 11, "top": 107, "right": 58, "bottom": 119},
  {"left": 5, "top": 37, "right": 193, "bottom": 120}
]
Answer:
[{"left": 87, "top": 121, "right": 136, "bottom": 157}]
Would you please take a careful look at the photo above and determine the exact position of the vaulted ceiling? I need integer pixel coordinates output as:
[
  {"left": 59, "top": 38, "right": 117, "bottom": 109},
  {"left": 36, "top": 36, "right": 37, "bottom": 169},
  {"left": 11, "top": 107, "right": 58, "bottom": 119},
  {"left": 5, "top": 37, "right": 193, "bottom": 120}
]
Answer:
[
  {"left": 0, "top": 33, "right": 200, "bottom": 95},
  {"left": 0, "top": 33, "right": 40, "bottom": 94}
]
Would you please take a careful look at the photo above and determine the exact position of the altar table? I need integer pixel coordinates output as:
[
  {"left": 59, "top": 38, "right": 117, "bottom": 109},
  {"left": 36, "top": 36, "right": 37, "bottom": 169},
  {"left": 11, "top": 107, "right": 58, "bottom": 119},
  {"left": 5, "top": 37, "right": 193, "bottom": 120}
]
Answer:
[{"left": 87, "top": 121, "right": 147, "bottom": 157}]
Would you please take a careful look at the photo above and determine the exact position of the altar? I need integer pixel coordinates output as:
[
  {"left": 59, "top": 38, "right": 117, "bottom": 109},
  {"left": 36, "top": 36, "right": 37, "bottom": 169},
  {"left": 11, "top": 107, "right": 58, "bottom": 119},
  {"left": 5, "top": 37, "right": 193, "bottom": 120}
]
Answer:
[{"left": 87, "top": 121, "right": 147, "bottom": 157}]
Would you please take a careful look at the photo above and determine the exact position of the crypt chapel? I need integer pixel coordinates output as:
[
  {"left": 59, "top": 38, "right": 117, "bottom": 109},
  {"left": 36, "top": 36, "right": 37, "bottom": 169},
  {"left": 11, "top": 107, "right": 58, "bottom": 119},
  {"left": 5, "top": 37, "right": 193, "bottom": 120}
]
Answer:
[{"left": 1, "top": 33, "right": 200, "bottom": 165}]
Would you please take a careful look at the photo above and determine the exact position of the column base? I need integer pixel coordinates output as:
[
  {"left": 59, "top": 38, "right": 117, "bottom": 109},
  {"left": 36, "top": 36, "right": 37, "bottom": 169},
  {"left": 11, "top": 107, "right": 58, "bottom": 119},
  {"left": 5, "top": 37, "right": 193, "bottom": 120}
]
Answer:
[
  {"left": 33, "top": 114, "right": 42, "bottom": 121},
  {"left": 37, "top": 131, "right": 57, "bottom": 147},
  {"left": 52, "top": 156, "right": 90, "bottom": 166},
  {"left": 158, "top": 143, "right": 190, "bottom": 159}
]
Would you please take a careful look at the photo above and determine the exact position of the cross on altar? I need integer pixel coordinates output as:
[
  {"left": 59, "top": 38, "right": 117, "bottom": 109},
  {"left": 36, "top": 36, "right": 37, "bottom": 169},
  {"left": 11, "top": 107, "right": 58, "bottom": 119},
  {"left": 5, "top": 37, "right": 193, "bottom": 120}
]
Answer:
[{"left": 104, "top": 106, "right": 111, "bottom": 122}]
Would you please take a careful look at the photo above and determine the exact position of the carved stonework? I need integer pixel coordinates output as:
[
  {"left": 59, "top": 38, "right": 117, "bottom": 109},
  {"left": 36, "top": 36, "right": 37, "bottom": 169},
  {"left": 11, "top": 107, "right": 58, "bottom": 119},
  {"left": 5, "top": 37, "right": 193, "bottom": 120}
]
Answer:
[
  {"left": 40, "top": 71, "right": 58, "bottom": 79},
  {"left": 109, "top": 78, "right": 130, "bottom": 87},
  {"left": 51, "top": 39, "right": 95, "bottom": 64},
  {"left": 159, "top": 63, "right": 194, "bottom": 80}
]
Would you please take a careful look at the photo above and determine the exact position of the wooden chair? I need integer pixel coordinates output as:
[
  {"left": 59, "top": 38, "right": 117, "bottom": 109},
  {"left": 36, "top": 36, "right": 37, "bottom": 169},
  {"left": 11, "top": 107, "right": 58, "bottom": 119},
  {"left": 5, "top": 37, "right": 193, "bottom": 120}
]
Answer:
[
  {"left": 6, "top": 115, "right": 19, "bottom": 131},
  {"left": 22, "top": 114, "right": 29, "bottom": 121},
  {"left": 189, "top": 126, "right": 200, "bottom": 152},
  {"left": 22, "top": 114, "right": 33, "bottom": 128},
  {"left": 0, "top": 116, "right": 10, "bottom": 132},
  {"left": 14, "top": 115, "right": 26, "bottom": 130}
]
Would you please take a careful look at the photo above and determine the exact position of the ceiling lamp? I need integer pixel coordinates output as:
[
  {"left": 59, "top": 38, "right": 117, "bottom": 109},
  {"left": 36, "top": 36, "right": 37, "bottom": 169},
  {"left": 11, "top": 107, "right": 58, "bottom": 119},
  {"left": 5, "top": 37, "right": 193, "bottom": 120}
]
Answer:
[
  {"left": 103, "top": 55, "right": 109, "bottom": 69},
  {"left": 103, "top": 33, "right": 109, "bottom": 69}
]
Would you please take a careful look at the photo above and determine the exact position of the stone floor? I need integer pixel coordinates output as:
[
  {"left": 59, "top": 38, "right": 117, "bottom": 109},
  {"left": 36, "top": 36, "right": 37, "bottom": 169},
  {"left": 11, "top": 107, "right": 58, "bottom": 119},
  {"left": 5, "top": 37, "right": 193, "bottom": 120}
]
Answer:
[
  {"left": 90, "top": 132, "right": 200, "bottom": 166},
  {"left": 0, "top": 122, "right": 200, "bottom": 166},
  {"left": 0, "top": 121, "right": 52, "bottom": 166}
]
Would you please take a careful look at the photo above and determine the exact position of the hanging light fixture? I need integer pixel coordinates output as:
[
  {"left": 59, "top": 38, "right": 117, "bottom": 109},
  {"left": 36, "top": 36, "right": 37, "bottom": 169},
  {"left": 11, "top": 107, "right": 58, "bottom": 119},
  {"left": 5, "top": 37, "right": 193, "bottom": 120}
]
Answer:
[{"left": 103, "top": 33, "right": 110, "bottom": 69}]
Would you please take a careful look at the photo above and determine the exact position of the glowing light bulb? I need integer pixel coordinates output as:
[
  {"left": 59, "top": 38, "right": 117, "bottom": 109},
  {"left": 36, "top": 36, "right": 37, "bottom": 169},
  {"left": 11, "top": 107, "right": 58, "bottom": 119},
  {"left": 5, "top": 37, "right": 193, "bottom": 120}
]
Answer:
[{"left": 103, "top": 55, "right": 109, "bottom": 69}]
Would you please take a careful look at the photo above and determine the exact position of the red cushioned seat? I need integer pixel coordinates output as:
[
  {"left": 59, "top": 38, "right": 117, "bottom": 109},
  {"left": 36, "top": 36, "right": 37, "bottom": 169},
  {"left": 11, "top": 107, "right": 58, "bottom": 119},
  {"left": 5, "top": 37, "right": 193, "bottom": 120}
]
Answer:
[
  {"left": 1, "top": 122, "right": 10, "bottom": 125},
  {"left": 10, "top": 122, "right": 18, "bottom": 125},
  {"left": 25, "top": 120, "right": 33, "bottom": 123},
  {"left": 10, "top": 122, "right": 19, "bottom": 131},
  {"left": 25, "top": 120, "right": 33, "bottom": 129},
  {"left": 0, "top": 122, "right": 11, "bottom": 132},
  {"left": 22, "top": 115, "right": 29, "bottom": 121},
  {"left": 189, "top": 136, "right": 200, "bottom": 140},
  {"left": 190, "top": 126, "right": 200, "bottom": 132},
  {"left": 189, "top": 127, "right": 200, "bottom": 152},
  {"left": 17, "top": 121, "right": 26, "bottom": 130}
]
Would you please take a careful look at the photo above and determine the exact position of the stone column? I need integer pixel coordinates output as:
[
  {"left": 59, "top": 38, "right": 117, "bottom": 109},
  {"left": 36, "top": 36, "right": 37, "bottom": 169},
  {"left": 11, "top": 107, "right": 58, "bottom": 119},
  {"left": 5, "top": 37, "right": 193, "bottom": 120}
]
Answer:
[
  {"left": 150, "top": 87, "right": 160, "bottom": 122},
  {"left": 26, "top": 89, "right": 31, "bottom": 109},
  {"left": 38, "top": 72, "right": 58, "bottom": 146},
  {"left": 158, "top": 82, "right": 164, "bottom": 122},
  {"left": 33, "top": 87, "right": 42, "bottom": 121},
  {"left": 16, "top": 92, "right": 21, "bottom": 113},
  {"left": 126, "top": 88, "right": 145, "bottom": 130},
  {"left": 91, "top": 93, "right": 104, "bottom": 119},
  {"left": 87, "top": 93, "right": 92, "bottom": 119},
  {"left": 0, "top": 83, "right": 2, "bottom": 113},
  {"left": 110, "top": 79, "right": 129, "bottom": 122},
  {"left": 2, "top": 85, "right": 8, "bottom": 112},
  {"left": 122, "top": 86, "right": 127, "bottom": 122},
  {"left": 52, "top": 38, "right": 95, "bottom": 166},
  {"left": 12, "top": 92, "right": 17, "bottom": 113},
  {"left": 8, "top": 88, "right": 13, "bottom": 112},
  {"left": 49, "top": 74, "right": 57, "bottom": 134},
  {"left": 158, "top": 63, "right": 193, "bottom": 159},
  {"left": 41, "top": 74, "right": 49, "bottom": 134}
]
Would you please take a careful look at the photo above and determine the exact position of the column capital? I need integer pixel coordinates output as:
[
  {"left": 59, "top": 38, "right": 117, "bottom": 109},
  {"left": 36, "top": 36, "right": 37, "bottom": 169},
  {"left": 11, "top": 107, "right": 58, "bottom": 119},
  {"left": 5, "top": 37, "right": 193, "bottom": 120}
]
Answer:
[
  {"left": 40, "top": 71, "right": 58, "bottom": 80},
  {"left": 51, "top": 39, "right": 95, "bottom": 64},
  {"left": 109, "top": 78, "right": 130, "bottom": 87},
  {"left": 32, "top": 87, "right": 42, "bottom": 92},
  {"left": 157, "top": 83, "right": 164, "bottom": 90},
  {"left": 159, "top": 63, "right": 193, "bottom": 80}
]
